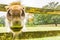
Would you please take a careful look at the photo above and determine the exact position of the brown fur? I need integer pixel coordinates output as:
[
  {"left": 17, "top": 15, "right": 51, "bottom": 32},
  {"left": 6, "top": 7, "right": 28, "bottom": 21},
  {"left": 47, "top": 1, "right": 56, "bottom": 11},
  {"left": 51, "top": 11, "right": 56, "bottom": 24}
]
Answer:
[
  {"left": 5, "top": 5, "right": 25, "bottom": 27},
  {"left": 6, "top": 5, "right": 25, "bottom": 21}
]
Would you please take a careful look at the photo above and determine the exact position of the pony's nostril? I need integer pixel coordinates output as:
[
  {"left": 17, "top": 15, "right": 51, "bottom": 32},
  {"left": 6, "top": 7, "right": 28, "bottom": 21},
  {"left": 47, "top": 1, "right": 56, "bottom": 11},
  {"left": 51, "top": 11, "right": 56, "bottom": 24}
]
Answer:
[{"left": 16, "top": 21, "right": 19, "bottom": 23}]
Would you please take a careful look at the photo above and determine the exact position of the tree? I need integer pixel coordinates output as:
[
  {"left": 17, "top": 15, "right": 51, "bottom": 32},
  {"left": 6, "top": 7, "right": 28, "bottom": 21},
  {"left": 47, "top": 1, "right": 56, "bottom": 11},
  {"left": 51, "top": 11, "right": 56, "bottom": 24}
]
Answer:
[
  {"left": 56, "top": 5, "right": 60, "bottom": 10},
  {"left": 43, "top": 2, "right": 59, "bottom": 9},
  {"left": 43, "top": 2, "right": 59, "bottom": 26}
]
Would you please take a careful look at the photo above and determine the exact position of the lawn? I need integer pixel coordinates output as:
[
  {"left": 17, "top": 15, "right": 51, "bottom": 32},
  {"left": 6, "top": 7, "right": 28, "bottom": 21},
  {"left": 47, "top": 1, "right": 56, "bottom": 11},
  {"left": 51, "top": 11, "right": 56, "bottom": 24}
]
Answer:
[
  {"left": 21, "top": 36, "right": 60, "bottom": 40},
  {"left": 0, "top": 24, "right": 60, "bottom": 40}
]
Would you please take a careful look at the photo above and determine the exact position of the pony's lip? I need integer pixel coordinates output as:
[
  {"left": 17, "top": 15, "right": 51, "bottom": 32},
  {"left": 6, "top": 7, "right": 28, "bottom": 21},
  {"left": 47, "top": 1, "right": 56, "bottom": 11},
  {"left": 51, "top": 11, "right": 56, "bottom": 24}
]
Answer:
[{"left": 11, "top": 25, "right": 23, "bottom": 28}]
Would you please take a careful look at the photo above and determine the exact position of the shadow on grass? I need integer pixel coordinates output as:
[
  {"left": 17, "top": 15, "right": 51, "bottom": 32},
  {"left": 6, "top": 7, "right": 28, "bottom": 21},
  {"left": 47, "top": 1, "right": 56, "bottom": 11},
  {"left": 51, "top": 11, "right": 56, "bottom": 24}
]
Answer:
[{"left": 0, "top": 31, "right": 60, "bottom": 39}]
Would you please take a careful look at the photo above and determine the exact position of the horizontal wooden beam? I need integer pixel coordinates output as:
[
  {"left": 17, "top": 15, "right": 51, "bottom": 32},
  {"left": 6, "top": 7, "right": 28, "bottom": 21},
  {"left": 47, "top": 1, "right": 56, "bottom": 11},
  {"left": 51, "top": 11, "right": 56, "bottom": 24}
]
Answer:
[
  {"left": 25, "top": 7, "right": 60, "bottom": 14},
  {"left": 0, "top": 27, "right": 60, "bottom": 33}
]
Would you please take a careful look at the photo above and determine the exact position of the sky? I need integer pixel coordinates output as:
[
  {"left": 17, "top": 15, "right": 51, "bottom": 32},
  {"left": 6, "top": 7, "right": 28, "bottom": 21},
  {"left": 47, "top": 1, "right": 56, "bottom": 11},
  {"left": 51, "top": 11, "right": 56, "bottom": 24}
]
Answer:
[
  {"left": 0, "top": 0, "right": 60, "bottom": 8},
  {"left": 0, "top": 12, "right": 6, "bottom": 17}
]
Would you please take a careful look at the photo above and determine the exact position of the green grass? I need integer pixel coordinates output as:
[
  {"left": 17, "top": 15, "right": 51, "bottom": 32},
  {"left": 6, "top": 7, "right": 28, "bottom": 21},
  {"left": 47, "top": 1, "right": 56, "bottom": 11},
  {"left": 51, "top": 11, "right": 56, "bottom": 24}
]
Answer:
[
  {"left": 21, "top": 36, "right": 60, "bottom": 40},
  {"left": 26, "top": 25, "right": 38, "bottom": 27},
  {"left": 0, "top": 24, "right": 4, "bottom": 27},
  {"left": 0, "top": 24, "right": 60, "bottom": 40}
]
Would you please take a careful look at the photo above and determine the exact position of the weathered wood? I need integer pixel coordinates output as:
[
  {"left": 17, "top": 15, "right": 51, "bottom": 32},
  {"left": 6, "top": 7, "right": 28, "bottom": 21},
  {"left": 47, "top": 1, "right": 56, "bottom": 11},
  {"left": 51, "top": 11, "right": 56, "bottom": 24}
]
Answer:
[{"left": 0, "top": 27, "right": 60, "bottom": 33}]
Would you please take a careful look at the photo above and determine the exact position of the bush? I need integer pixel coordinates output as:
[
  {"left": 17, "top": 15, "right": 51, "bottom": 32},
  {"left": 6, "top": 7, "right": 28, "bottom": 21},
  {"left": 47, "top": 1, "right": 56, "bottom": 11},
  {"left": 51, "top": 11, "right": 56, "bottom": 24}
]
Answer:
[{"left": 27, "top": 13, "right": 60, "bottom": 25}]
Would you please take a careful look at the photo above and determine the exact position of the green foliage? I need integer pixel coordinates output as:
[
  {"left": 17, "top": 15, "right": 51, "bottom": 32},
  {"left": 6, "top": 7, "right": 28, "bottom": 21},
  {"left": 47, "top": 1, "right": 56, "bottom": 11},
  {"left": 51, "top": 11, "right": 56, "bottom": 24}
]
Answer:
[
  {"left": 43, "top": 2, "right": 59, "bottom": 9},
  {"left": 0, "top": 4, "right": 7, "bottom": 11},
  {"left": 0, "top": 16, "right": 5, "bottom": 27},
  {"left": 56, "top": 5, "right": 60, "bottom": 10},
  {"left": 27, "top": 13, "right": 60, "bottom": 25}
]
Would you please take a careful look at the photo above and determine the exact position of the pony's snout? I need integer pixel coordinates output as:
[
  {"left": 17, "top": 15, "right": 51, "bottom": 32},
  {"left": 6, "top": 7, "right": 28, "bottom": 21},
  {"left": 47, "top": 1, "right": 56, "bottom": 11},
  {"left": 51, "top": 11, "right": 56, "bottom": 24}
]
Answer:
[{"left": 15, "top": 21, "right": 19, "bottom": 24}]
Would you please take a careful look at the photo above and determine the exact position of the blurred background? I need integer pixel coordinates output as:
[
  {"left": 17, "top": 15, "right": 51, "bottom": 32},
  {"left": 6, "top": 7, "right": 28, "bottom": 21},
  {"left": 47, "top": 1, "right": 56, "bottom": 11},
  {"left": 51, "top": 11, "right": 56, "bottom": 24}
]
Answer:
[
  {"left": 0, "top": 0, "right": 60, "bottom": 27},
  {"left": 0, "top": 0, "right": 60, "bottom": 40}
]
